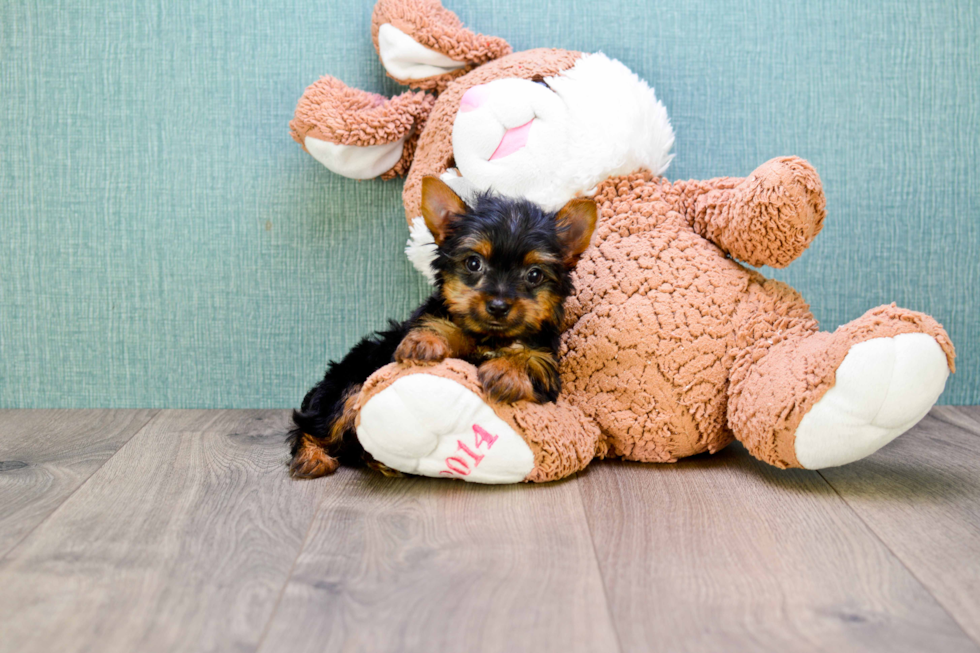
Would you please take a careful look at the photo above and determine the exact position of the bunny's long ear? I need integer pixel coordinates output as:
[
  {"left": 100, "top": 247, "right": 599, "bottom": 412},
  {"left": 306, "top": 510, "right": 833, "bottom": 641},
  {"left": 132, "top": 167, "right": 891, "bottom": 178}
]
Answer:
[
  {"left": 372, "top": 0, "right": 511, "bottom": 92},
  {"left": 290, "top": 76, "right": 435, "bottom": 180}
]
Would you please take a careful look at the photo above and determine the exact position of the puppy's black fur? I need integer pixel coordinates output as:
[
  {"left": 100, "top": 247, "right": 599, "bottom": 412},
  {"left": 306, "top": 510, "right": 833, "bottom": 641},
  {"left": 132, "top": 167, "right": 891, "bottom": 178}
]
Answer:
[{"left": 288, "top": 180, "right": 596, "bottom": 479}]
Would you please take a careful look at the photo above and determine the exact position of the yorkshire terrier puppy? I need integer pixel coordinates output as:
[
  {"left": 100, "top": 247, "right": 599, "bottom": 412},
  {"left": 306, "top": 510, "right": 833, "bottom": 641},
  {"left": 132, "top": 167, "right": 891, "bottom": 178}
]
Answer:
[{"left": 288, "top": 176, "right": 597, "bottom": 479}]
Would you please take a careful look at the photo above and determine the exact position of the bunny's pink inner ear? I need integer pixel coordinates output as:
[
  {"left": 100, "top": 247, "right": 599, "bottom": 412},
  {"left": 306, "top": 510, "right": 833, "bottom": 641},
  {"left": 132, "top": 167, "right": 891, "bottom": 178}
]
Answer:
[
  {"left": 290, "top": 75, "right": 435, "bottom": 180},
  {"left": 371, "top": 0, "right": 511, "bottom": 92}
]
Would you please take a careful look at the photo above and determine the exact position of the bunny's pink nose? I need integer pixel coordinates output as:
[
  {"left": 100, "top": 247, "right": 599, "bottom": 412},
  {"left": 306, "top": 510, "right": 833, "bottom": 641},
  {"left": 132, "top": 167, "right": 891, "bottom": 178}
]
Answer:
[{"left": 459, "top": 84, "right": 491, "bottom": 113}]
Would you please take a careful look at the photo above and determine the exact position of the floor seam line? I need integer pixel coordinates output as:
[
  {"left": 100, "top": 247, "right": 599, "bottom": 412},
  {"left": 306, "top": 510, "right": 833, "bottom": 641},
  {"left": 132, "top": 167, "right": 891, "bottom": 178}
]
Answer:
[
  {"left": 930, "top": 408, "right": 980, "bottom": 440},
  {"left": 817, "top": 469, "right": 980, "bottom": 648},
  {"left": 0, "top": 409, "right": 161, "bottom": 564},
  {"left": 575, "top": 472, "right": 626, "bottom": 653},
  {"left": 253, "top": 472, "right": 334, "bottom": 652}
]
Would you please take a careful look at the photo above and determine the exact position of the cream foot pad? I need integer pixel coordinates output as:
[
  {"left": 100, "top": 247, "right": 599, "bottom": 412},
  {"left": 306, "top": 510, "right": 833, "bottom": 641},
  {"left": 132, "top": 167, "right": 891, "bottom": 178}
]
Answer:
[
  {"left": 794, "top": 333, "right": 949, "bottom": 469},
  {"left": 357, "top": 373, "right": 535, "bottom": 484}
]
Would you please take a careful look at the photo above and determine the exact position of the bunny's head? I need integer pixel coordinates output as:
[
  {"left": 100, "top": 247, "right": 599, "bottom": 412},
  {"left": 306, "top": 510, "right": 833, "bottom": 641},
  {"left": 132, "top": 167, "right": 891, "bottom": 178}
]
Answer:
[{"left": 291, "top": 0, "right": 674, "bottom": 279}]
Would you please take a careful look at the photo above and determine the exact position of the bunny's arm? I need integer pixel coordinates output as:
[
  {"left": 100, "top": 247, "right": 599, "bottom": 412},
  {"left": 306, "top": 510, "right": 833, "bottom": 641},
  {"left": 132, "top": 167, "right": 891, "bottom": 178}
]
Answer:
[{"left": 682, "top": 156, "right": 827, "bottom": 269}]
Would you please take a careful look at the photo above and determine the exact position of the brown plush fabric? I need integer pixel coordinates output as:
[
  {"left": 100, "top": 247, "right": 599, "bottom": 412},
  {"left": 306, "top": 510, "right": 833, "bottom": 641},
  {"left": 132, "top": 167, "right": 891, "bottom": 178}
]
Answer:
[
  {"left": 371, "top": 0, "right": 512, "bottom": 92},
  {"left": 556, "top": 165, "right": 955, "bottom": 470},
  {"left": 689, "top": 156, "right": 827, "bottom": 269},
  {"left": 365, "top": 156, "right": 954, "bottom": 479}
]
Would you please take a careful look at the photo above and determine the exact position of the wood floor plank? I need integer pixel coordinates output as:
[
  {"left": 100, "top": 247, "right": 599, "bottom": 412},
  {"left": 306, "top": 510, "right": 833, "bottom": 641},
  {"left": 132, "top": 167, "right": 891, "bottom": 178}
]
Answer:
[
  {"left": 0, "top": 409, "right": 157, "bottom": 558},
  {"left": 819, "top": 406, "right": 980, "bottom": 644},
  {"left": 0, "top": 409, "right": 326, "bottom": 653},
  {"left": 257, "top": 469, "right": 620, "bottom": 653},
  {"left": 579, "top": 443, "right": 980, "bottom": 653}
]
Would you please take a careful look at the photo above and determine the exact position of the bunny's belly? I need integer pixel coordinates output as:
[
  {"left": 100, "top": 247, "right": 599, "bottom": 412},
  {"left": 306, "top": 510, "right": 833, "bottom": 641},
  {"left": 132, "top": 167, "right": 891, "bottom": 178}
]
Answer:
[{"left": 560, "top": 225, "right": 753, "bottom": 462}]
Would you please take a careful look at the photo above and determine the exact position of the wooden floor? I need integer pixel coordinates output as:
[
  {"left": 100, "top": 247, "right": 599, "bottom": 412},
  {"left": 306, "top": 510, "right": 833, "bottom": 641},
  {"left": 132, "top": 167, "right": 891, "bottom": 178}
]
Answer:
[{"left": 1, "top": 408, "right": 979, "bottom": 652}]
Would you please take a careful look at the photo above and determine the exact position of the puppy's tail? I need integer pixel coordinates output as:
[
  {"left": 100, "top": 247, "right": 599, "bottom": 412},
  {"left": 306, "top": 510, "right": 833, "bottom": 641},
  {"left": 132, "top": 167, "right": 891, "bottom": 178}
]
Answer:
[
  {"left": 287, "top": 318, "right": 409, "bottom": 479},
  {"left": 287, "top": 384, "right": 362, "bottom": 479}
]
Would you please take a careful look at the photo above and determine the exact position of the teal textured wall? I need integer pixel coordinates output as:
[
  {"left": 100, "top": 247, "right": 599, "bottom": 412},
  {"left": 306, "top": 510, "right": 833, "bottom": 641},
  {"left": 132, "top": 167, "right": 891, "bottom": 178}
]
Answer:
[{"left": 1, "top": 0, "right": 977, "bottom": 408}]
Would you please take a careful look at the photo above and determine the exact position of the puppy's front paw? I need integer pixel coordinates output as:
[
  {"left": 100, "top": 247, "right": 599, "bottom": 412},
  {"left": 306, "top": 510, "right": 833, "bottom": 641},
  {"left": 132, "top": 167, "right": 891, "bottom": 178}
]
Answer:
[
  {"left": 478, "top": 357, "right": 536, "bottom": 404},
  {"left": 526, "top": 360, "right": 561, "bottom": 403},
  {"left": 395, "top": 329, "right": 450, "bottom": 365}
]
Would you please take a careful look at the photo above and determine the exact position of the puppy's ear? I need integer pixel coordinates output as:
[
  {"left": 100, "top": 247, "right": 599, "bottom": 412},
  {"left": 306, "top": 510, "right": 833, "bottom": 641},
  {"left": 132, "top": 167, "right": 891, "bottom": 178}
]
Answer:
[
  {"left": 555, "top": 198, "right": 598, "bottom": 267},
  {"left": 421, "top": 176, "right": 468, "bottom": 245}
]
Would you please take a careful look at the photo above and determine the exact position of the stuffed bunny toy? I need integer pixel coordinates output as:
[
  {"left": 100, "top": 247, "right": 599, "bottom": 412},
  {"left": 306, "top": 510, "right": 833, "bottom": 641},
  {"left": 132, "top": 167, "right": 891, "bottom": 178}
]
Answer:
[{"left": 289, "top": 0, "right": 954, "bottom": 483}]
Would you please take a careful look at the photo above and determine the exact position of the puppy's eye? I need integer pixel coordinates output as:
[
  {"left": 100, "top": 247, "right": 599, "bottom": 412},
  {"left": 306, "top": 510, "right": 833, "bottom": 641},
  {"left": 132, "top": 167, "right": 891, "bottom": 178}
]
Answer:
[
  {"left": 526, "top": 268, "right": 544, "bottom": 286},
  {"left": 465, "top": 255, "right": 483, "bottom": 273}
]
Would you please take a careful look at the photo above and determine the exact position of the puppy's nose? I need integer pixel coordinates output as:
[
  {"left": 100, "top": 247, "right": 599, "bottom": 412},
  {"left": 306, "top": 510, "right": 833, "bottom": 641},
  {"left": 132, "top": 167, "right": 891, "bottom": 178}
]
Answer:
[
  {"left": 485, "top": 298, "right": 511, "bottom": 318},
  {"left": 459, "top": 84, "right": 491, "bottom": 113}
]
